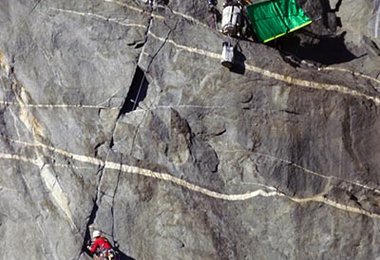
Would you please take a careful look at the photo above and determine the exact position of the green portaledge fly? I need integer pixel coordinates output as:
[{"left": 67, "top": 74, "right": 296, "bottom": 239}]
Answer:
[{"left": 246, "top": 0, "right": 312, "bottom": 43}]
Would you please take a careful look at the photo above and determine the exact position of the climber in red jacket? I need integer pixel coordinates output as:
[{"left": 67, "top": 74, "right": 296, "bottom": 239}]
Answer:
[{"left": 87, "top": 230, "right": 115, "bottom": 260}]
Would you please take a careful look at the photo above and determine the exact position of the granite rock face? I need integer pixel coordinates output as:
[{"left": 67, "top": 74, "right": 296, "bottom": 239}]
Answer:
[{"left": 1, "top": 0, "right": 380, "bottom": 259}]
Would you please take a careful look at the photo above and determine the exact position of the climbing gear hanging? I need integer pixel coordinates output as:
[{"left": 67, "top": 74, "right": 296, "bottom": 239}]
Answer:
[
  {"left": 221, "top": 40, "right": 234, "bottom": 68},
  {"left": 99, "top": 248, "right": 117, "bottom": 260}
]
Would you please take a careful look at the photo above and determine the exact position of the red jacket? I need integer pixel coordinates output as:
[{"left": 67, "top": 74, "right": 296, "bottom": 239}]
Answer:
[{"left": 89, "top": 237, "right": 112, "bottom": 254}]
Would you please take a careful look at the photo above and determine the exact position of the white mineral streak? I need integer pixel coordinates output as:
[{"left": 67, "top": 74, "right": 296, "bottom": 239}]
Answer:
[
  {"left": 0, "top": 51, "right": 11, "bottom": 76},
  {"left": 41, "top": 2, "right": 380, "bottom": 108},
  {"left": 1, "top": 139, "right": 379, "bottom": 219},
  {"left": 40, "top": 165, "right": 76, "bottom": 228},
  {"left": 0, "top": 156, "right": 75, "bottom": 228},
  {"left": 49, "top": 7, "right": 147, "bottom": 29},
  {"left": 103, "top": 0, "right": 380, "bottom": 88},
  {"left": 1, "top": 0, "right": 379, "bottom": 222},
  {"left": 147, "top": 31, "right": 380, "bottom": 105}
]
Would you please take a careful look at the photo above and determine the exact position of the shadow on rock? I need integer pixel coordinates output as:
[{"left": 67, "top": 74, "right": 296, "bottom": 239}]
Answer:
[
  {"left": 230, "top": 45, "right": 246, "bottom": 75},
  {"left": 117, "top": 250, "right": 135, "bottom": 260},
  {"left": 275, "top": 31, "right": 358, "bottom": 66},
  {"left": 113, "top": 242, "right": 135, "bottom": 260}
]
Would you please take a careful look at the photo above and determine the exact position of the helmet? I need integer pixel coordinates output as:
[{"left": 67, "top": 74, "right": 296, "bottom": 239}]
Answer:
[{"left": 92, "top": 230, "right": 101, "bottom": 239}]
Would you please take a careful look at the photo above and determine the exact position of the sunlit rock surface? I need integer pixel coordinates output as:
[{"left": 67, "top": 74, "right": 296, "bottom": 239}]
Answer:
[{"left": 1, "top": 0, "right": 380, "bottom": 259}]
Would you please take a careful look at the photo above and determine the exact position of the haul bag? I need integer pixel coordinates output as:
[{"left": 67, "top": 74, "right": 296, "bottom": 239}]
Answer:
[{"left": 246, "top": 0, "right": 312, "bottom": 43}]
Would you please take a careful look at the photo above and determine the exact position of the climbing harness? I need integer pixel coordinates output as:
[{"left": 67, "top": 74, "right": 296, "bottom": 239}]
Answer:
[{"left": 98, "top": 248, "right": 117, "bottom": 260}]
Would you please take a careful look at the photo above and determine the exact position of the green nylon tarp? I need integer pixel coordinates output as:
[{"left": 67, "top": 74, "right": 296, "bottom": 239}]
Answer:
[{"left": 246, "top": 0, "right": 312, "bottom": 43}]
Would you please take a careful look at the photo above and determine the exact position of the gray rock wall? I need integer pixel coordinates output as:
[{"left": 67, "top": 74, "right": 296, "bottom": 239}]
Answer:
[{"left": 1, "top": 0, "right": 380, "bottom": 259}]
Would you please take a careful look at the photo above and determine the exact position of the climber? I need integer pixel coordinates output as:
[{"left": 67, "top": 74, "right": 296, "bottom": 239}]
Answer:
[{"left": 87, "top": 230, "right": 116, "bottom": 260}]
